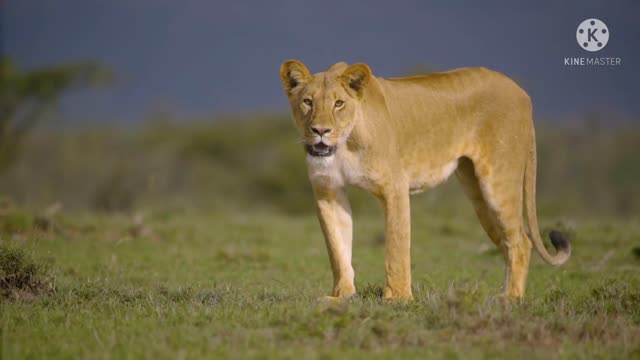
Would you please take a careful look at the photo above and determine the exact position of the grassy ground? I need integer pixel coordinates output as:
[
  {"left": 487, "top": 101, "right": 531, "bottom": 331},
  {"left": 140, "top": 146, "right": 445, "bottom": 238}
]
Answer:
[
  {"left": 1, "top": 102, "right": 639, "bottom": 359},
  {"left": 2, "top": 206, "right": 639, "bottom": 359}
]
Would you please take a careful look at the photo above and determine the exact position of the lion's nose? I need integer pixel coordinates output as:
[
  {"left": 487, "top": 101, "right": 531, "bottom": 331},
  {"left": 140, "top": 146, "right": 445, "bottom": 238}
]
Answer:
[{"left": 311, "top": 127, "right": 332, "bottom": 136}]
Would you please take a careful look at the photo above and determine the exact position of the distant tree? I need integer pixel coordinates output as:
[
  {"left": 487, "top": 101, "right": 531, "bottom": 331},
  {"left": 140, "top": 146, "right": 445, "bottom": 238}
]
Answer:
[{"left": 0, "top": 58, "right": 111, "bottom": 174}]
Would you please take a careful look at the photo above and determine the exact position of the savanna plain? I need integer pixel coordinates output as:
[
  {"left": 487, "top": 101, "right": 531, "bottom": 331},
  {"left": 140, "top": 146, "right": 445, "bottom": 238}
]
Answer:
[{"left": 1, "top": 117, "right": 639, "bottom": 359}]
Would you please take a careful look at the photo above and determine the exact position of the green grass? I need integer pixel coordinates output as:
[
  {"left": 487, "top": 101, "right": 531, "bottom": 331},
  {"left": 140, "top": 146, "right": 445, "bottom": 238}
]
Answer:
[{"left": 1, "top": 208, "right": 639, "bottom": 359}]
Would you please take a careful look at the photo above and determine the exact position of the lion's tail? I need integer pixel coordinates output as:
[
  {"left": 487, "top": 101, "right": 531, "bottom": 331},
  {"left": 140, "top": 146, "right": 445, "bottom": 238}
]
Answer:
[{"left": 523, "top": 132, "right": 571, "bottom": 266}]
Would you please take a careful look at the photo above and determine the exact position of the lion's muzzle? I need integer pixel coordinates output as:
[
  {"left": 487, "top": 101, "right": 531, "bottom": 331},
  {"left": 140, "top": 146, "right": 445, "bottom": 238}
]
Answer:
[{"left": 306, "top": 142, "right": 337, "bottom": 157}]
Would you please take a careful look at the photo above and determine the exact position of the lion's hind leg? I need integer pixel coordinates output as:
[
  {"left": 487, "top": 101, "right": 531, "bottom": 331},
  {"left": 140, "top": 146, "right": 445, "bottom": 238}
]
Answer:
[
  {"left": 455, "top": 156, "right": 532, "bottom": 300},
  {"left": 456, "top": 157, "right": 502, "bottom": 248}
]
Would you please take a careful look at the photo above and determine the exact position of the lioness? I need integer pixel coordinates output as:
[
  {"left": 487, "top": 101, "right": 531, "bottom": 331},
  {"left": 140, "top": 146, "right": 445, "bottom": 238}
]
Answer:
[{"left": 279, "top": 60, "right": 570, "bottom": 301}]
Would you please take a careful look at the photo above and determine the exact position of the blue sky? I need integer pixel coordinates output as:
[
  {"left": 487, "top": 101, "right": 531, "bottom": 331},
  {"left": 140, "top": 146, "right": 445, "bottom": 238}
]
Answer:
[{"left": 4, "top": 0, "right": 640, "bottom": 122}]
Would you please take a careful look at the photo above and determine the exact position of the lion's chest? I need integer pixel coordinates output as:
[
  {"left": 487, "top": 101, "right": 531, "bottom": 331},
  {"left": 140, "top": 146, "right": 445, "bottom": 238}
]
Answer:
[{"left": 306, "top": 153, "right": 373, "bottom": 191}]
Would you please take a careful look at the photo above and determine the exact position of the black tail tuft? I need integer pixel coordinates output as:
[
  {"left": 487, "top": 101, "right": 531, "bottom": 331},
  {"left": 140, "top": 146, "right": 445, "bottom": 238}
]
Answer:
[{"left": 549, "top": 230, "right": 570, "bottom": 251}]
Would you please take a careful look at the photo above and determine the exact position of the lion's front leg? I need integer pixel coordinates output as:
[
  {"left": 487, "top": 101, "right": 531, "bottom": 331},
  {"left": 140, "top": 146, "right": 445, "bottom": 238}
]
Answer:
[
  {"left": 313, "top": 185, "right": 355, "bottom": 299},
  {"left": 381, "top": 186, "right": 413, "bottom": 301}
]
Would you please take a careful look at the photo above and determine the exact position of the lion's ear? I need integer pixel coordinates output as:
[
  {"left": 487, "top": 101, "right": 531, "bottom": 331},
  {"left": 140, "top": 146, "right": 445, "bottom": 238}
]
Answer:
[
  {"left": 339, "top": 63, "right": 372, "bottom": 98},
  {"left": 280, "top": 60, "right": 312, "bottom": 95}
]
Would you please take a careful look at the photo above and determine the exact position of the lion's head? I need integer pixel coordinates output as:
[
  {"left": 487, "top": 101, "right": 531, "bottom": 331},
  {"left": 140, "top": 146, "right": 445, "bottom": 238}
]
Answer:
[{"left": 279, "top": 60, "right": 371, "bottom": 157}]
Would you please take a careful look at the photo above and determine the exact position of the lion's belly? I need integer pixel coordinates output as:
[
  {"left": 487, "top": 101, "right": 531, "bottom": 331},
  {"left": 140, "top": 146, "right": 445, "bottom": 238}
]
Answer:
[{"left": 408, "top": 159, "right": 459, "bottom": 194}]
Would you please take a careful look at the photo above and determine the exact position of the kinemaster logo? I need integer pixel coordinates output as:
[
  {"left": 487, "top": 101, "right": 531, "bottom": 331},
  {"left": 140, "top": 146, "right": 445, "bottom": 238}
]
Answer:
[{"left": 564, "top": 18, "right": 622, "bottom": 67}]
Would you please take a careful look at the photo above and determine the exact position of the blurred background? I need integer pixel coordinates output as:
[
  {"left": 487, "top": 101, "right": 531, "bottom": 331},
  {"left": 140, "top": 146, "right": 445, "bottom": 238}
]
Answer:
[{"left": 1, "top": 0, "right": 639, "bottom": 218}]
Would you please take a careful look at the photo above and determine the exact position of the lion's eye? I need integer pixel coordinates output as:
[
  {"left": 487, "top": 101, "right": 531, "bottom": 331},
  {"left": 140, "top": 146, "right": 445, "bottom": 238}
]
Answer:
[
  {"left": 303, "top": 98, "right": 313, "bottom": 106},
  {"left": 335, "top": 100, "right": 344, "bottom": 107}
]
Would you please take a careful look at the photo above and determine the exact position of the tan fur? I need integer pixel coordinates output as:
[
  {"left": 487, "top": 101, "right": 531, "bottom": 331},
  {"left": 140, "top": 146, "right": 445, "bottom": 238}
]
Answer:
[{"left": 279, "top": 60, "right": 571, "bottom": 301}]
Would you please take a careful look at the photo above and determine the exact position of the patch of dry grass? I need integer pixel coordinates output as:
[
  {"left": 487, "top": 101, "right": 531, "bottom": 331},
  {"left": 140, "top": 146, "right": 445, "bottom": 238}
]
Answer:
[{"left": 0, "top": 242, "right": 53, "bottom": 300}]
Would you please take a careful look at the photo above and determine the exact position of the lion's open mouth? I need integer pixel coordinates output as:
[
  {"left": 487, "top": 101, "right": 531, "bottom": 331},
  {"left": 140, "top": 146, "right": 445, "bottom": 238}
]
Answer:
[{"left": 307, "top": 143, "right": 336, "bottom": 157}]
